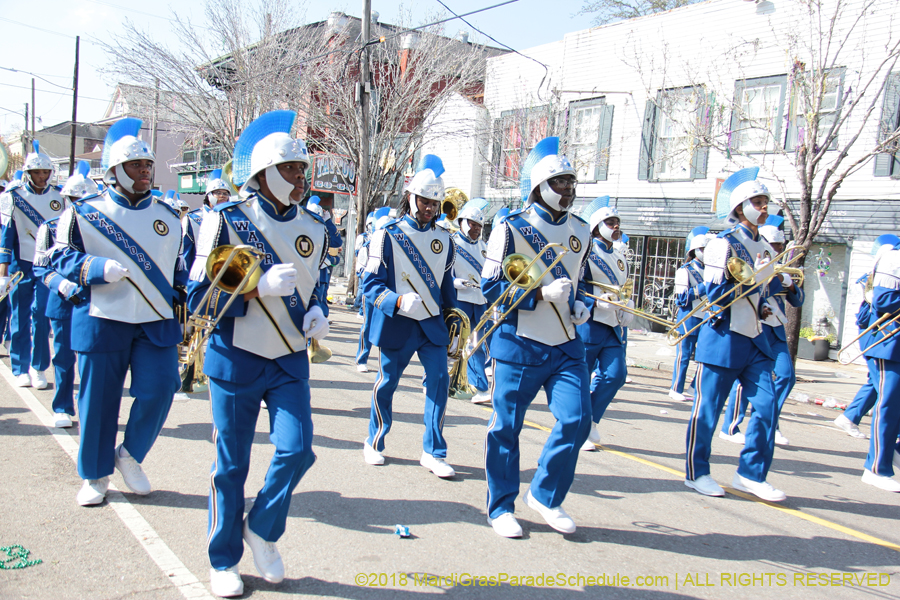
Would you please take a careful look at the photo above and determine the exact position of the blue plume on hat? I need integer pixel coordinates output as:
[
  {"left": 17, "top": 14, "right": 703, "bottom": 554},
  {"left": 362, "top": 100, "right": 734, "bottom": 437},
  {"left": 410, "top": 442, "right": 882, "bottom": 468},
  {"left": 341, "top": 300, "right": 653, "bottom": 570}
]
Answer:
[
  {"left": 716, "top": 167, "right": 759, "bottom": 219},
  {"left": 32, "top": 140, "right": 40, "bottom": 154},
  {"left": 151, "top": 189, "right": 163, "bottom": 198},
  {"left": 493, "top": 207, "right": 510, "bottom": 228},
  {"left": 308, "top": 195, "right": 321, "bottom": 206},
  {"left": 765, "top": 214, "right": 785, "bottom": 228},
  {"left": 686, "top": 225, "right": 710, "bottom": 245},
  {"left": 164, "top": 190, "right": 175, "bottom": 201},
  {"left": 580, "top": 195, "right": 610, "bottom": 222},
  {"left": 468, "top": 198, "right": 490, "bottom": 213},
  {"left": 873, "top": 234, "right": 900, "bottom": 256},
  {"left": 621, "top": 233, "right": 630, "bottom": 244},
  {"left": 101, "top": 118, "right": 143, "bottom": 171},
  {"left": 232, "top": 110, "right": 296, "bottom": 187},
  {"left": 14, "top": 170, "right": 22, "bottom": 180},
  {"left": 374, "top": 206, "right": 390, "bottom": 219},
  {"left": 519, "top": 137, "right": 559, "bottom": 203},
  {"left": 77, "top": 160, "right": 91, "bottom": 177},
  {"left": 416, "top": 154, "right": 445, "bottom": 178},
  {"left": 210, "top": 168, "right": 222, "bottom": 180}
]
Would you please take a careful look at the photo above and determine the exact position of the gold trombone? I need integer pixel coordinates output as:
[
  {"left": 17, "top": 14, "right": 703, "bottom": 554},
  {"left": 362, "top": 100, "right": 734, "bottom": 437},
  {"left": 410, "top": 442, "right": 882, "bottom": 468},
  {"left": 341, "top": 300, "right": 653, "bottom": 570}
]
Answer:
[
  {"left": 838, "top": 311, "right": 900, "bottom": 364},
  {"left": 179, "top": 245, "right": 264, "bottom": 367},
  {"left": 465, "top": 243, "right": 570, "bottom": 360},
  {"left": 666, "top": 244, "right": 806, "bottom": 346},
  {"left": 0, "top": 271, "right": 24, "bottom": 302},
  {"left": 583, "top": 279, "right": 676, "bottom": 328}
]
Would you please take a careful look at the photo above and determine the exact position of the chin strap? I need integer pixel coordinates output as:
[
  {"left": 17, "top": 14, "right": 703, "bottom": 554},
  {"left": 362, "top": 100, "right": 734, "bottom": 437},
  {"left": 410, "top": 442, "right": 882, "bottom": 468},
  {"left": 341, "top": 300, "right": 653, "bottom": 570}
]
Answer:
[
  {"left": 599, "top": 223, "right": 620, "bottom": 243},
  {"left": 408, "top": 193, "right": 420, "bottom": 220},
  {"left": 264, "top": 165, "right": 297, "bottom": 206},
  {"left": 114, "top": 165, "right": 136, "bottom": 194},
  {"left": 741, "top": 199, "right": 765, "bottom": 225},
  {"left": 538, "top": 180, "right": 566, "bottom": 211}
]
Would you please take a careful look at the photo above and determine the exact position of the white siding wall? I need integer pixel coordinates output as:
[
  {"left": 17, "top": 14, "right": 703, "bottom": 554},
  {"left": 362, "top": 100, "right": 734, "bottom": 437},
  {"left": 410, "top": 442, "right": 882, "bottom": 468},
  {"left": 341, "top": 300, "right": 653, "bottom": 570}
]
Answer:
[{"left": 841, "top": 240, "right": 876, "bottom": 365}]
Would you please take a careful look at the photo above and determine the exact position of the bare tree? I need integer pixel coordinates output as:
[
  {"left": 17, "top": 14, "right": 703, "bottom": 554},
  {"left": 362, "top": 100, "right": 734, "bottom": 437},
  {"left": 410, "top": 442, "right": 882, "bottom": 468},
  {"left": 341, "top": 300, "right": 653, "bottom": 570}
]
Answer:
[
  {"left": 578, "top": 0, "right": 703, "bottom": 27},
  {"left": 624, "top": 0, "right": 900, "bottom": 358}
]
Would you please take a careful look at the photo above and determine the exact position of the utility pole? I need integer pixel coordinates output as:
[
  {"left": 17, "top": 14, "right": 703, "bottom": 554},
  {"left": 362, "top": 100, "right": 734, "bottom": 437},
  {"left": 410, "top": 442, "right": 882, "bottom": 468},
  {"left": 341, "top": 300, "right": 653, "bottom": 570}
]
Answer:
[
  {"left": 350, "top": 0, "right": 372, "bottom": 294},
  {"left": 31, "top": 79, "right": 35, "bottom": 143},
  {"left": 24, "top": 103, "right": 29, "bottom": 151},
  {"left": 69, "top": 35, "right": 80, "bottom": 176}
]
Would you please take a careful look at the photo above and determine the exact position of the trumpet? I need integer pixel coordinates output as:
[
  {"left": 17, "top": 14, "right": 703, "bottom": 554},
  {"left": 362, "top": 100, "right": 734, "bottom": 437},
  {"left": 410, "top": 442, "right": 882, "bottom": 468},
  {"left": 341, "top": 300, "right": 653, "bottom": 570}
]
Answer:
[
  {"left": 666, "top": 245, "right": 806, "bottom": 346},
  {"left": 465, "top": 243, "right": 570, "bottom": 360},
  {"left": 0, "top": 271, "right": 24, "bottom": 302},
  {"left": 838, "top": 310, "right": 900, "bottom": 364},
  {"left": 179, "top": 245, "right": 264, "bottom": 367}
]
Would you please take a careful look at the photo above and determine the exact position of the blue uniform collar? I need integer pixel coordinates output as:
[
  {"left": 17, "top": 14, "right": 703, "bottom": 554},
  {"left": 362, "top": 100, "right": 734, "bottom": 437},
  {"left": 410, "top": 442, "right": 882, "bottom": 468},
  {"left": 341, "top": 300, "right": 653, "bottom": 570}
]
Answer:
[
  {"left": 593, "top": 237, "right": 613, "bottom": 254},
  {"left": 107, "top": 187, "right": 152, "bottom": 209},
  {"left": 454, "top": 231, "right": 478, "bottom": 245},
  {"left": 402, "top": 214, "right": 432, "bottom": 232},
  {"left": 24, "top": 182, "right": 49, "bottom": 195},
  {"left": 254, "top": 192, "right": 298, "bottom": 221},
  {"left": 530, "top": 202, "right": 569, "bottom": 225},
  {"left": 734, "top": 223, "right": 759, "bottom": 242}
]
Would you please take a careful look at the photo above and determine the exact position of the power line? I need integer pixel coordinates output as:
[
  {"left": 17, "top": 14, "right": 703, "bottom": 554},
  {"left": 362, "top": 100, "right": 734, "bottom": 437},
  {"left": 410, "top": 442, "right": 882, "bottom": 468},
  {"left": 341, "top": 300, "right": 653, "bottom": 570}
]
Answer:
[
  {"left": 0, "top": 82, "right": 109, "bottom": 103},
  {"left": 0, "top": 66, "right": 72, "bottom": 91},
  {"left": 0, "top": 17, "right": 76, "bottom": 39}
]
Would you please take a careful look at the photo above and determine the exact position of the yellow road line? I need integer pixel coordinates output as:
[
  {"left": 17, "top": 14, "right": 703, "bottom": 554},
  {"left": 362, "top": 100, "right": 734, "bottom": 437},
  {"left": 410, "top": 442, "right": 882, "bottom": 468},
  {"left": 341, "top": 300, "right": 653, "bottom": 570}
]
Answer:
[{"left": 476, "top": 405, "right": 900, "bottom": 553}]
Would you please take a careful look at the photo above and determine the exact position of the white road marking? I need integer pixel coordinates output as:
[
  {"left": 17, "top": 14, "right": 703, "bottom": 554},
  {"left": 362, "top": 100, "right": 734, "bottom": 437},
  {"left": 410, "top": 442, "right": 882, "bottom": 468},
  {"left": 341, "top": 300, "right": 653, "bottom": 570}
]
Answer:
[{"left": 0, "top": 362, "right": 215, "bottom": 600}]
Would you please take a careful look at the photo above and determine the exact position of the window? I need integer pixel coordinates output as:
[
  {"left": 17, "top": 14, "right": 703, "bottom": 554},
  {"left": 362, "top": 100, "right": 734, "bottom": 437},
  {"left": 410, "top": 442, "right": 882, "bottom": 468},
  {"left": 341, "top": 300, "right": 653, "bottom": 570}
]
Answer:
[
  {"left": 638, "top": 87, "right": 709, "bottom": 181},
  {"left": 731, "top": 75, "right": 787, "bottom": 153},
  {"left": 640, "top": 237, "right": 685, "bottom": 318},
  {"left": 874, "top": 72, "right": 900, "bottom": 178},
  {"left": 785, "top": 68, "right": 844, "bottom": 152},
  {"left": 491, "top": 107, "right": 549, "bottom": 188},
  {"left": 567, "top": 98, "right": 614, "bottom": 182}
]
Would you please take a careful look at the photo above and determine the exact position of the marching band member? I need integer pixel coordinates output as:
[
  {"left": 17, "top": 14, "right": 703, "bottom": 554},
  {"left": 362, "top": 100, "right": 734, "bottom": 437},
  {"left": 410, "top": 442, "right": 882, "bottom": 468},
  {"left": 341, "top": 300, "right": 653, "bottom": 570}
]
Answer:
[
  {"left": 356, "top": 208, "right": 389, "bottom": 373},
  {"left": 352, "top": 212, "right": 375, "bottom": 317},
  {"left": 834, "top": 236, "right": 899, "bottom": 438},
  {"left": 669, "top": 227, "right": 710, "bottom": 402},
  {"left": 0, "top": 141, "right": 65, "bottom": 389},
  {"left": 482, "top": 137, "right": 591, "bottom": 537},
  {"left": 187, "top": 111, "right": 329, "bottom": 595},
  {"left": 859, "top": 239, "right": 900, "bottom": 492},
  {"left": 719, "top": 223, "right": 804, "bottom": 447},
  {"left": 577, "top": 197, "right": 631, "bottom": 451},
  {"left": 684, "top": 174, "right": 786, "bottom": 502},
  {"left": 306, "top": 196, "right": 343, "bottom": 318},
  {"left": 482, "top": 207, "right": 510, "bottom": 379},
  {"left": 450, "top": 198, "right": 491, "bottom": 404},
  {"left": 49, "top": 118, "right": 186, "bottom": 506},
  {"left": 361, "top": 155, "right": 459, "bottom": 478},
  {"left": 32, "top": 161, "right": 97, "bottom": 428}
]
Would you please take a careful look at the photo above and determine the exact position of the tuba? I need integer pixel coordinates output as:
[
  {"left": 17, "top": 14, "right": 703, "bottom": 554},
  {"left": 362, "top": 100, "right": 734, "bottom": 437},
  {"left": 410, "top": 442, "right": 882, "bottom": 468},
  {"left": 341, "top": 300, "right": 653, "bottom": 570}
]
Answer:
[
  {"left": 442, "top": 187, "right": 468, "bottom": 223},
  {"left": 445, "top": 308, "right": 477, "bottom": 399}
]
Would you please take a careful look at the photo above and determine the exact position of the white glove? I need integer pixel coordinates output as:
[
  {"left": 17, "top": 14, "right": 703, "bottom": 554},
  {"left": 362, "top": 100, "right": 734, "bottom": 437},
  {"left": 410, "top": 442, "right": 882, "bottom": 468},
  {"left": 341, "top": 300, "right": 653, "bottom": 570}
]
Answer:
[
  {"left": 572, "top": 300, "right": 590, "bottom": 325},
  {"left": 541, "top": 277, "right": 572, "bottom": 303},
  {"left": 0, "top": 276, "right": 9, "bottom": 293},
  {"left": 453, "top": 278, "right": 468, "bottom": 291},
  {"left": 617, "top": 299, "right": 635, "bottom": 327},
  {"left": 257, "top": 264, "right": 297, "bottom": 297},
  {"left": 595, "top": 292, "right": 617, "bottom": 311},
  {"left": 58, "top": 279, "right": 77, "bottom": 298},
  {"left": 103, "top": 260, "right": 129, "bottom": 283},
  {"left": 302, "top": 305, "right": 329, "bottom": 340},
  {"left": 780, "top": 273, "right": 793, "bottom": 287},
  {"left": 399, "top": 292, "right": 422, "bottom": 313}
]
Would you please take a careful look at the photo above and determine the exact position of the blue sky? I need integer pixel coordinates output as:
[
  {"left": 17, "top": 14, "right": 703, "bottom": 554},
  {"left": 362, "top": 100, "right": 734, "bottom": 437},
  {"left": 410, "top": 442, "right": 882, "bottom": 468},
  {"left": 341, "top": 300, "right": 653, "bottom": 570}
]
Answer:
[{"left": 0, "top": 0, "right": 592, "bottom": 138}]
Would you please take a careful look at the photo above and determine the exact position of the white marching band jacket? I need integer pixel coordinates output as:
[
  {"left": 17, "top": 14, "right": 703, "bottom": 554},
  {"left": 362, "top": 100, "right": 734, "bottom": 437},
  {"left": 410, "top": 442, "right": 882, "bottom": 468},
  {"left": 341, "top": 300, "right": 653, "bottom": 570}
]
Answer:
[
  {"left": 586, "top": 239, "right": 629, "bottom": 328},
  {"left": 451, "top": 231, "right": 487, "bottom": 305},
  {"left": 703, "top": 225, "right": 776, "bottom": 339},
  {"left": 368, "top": 219, "right": 452, "bottom": 321},
  {"left": 59, "top": 193, "right": 182, "bottom": 323},
  {"left": 193, "top": 197, "right": 327, "bottom": 360},
  {"left": 1, "top": 184, "right": 65, "bottom": 262},
  {"left": 494, "top": 205, "right": 590, "bottom": 347}
]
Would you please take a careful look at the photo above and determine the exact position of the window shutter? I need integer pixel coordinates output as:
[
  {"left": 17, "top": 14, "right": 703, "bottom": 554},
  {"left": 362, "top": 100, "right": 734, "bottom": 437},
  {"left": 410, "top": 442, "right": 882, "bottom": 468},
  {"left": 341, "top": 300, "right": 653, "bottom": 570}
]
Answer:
[
  {"left": 874, "top": 72, "right": 900, "bottom": 177},
  {"left": 638, "top": 100, "right": 658, "bottom": 180},
  {"left": 730, "top": 80, "right": 745, "bottom": 154},
  {"left": 595, "top": 104, "right": 614, "bottom": 181},
  {"left": 691, "top": 89, "right": 709, "bottom": 179},
  {"left": 491, "top": 118, "right": 501, "bottom": 185}
]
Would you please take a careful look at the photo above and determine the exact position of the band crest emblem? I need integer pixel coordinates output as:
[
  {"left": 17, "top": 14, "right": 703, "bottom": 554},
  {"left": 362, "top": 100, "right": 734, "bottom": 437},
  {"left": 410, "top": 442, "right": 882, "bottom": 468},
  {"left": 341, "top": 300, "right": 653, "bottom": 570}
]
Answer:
[
  {"left": 50, "top": 200, "right": 62, "bottom": 212},
  {"left": 153, "top": 220, "right": 169, "bottom": 236},
  {"left": 295, "top": 235, "right": 314, "bottom": 257},
  {"left": 617, "top": 259, "right": 626, "bottom": 271},
  {"left": 481, "top": 249, "right": 487, "bottom": 257},
  {"left": 569, "top": 235, "right": 582, "bottom": 253},
  {"left": 431, "top": 239, "right": 443, "bottom": 254}
]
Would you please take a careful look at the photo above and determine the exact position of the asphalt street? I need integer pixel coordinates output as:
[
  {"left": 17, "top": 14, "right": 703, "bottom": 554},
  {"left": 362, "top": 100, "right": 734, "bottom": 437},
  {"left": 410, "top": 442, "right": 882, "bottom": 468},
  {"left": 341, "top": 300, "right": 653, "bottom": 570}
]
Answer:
[{"left": 1, "top": 306, "right": 898, "bottom": 599}]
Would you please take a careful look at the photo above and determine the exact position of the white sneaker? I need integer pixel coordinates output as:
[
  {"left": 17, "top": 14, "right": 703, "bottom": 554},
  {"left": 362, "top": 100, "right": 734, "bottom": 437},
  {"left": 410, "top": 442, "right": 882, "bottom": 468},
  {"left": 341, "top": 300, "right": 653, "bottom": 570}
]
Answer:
[
  {"left": 420, "top": 452, "right": 455, "bottom": 478},
  {"left": 53, "top": 413, "right": 73, "bottom": 428},
  {"left": 356, "top": 363, "right": 369, "bottom": 373},
  {"left": 731, "top": 472, "right": 786, "bottom": 502},
  {"left": 487, "top": 513, "right": 522, "bottom": 538},
  {"left": 834, "top": 414, "right": 866, "bottom": 438},
  {"left": 523, "top": 488, "right": 575, "bottom": 534},
  {"left": 363, "top": 441, "right": 384, "bottom": 465},
  {"left": 668, "top": 390, "right": 686, "bottom": 402},
  {"left": 242, "top": 519, "right": 284, "bottom": 584},
  {"left": 15, "top": 373, "right": 30, "bottom": 387},
  {"left": 114, "top": 444, "right": 151, "bottom": 495},
  {"left": 894, "top": 451, "right": 900, "bottom": 472},
  {"left": 774, "top": 430, "right": 790, "bottom": 446},
  {"left": 580, "top": 438, "right": 597, "bottom": 452},
  {"left": 76, "top": 477, "right": 109, "bottom": 506},
  {"left": 581, "top": 423, "right": 600, "bottom": 451},
  {"left": 718, "top": 430, "right": 745, "bottom": 444},
  {"left": 862, "top": 469, "right": 900, "bottom": 492},
  {"left": 484, "top": 366, "right": 493, "bottom": 377},
  {"left": 209, "top": 566, "right": 243, "bottom": 598},
  {"left": 470, "top": 390, "right": 491, "bottom": 404},
  {"left": 625, "top": 377, "right": 633, "bottom": 384},
  {"left": 356, "top": 312, "right": 364, "bottom": 321},
  {"left": 684, "top": 475, "right": 725, "bottom": 497},
  {"left": 29, "top": 368, "right": 48, "bottom": 390}
]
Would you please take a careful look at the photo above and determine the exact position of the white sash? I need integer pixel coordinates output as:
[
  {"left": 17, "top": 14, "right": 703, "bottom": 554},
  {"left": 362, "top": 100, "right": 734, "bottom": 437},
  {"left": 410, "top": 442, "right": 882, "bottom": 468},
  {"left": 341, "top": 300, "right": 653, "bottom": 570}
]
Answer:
[
  {"left": 588, "top": 244, "right": 627, "bottom": 327},
  {"left": 388, "top": 221, "right": 451, "bottom": 321},
  {"left": 452, "top": 232, "right": 487, "bottom": 305},
  {"left": 11, "top": 187, "right": 64, "bottom": 262}
]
